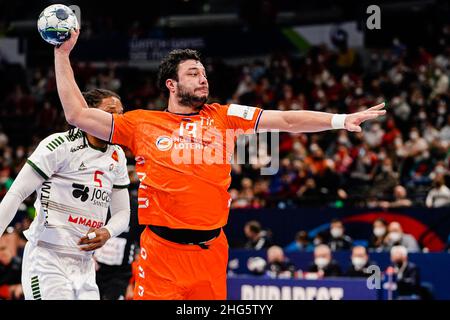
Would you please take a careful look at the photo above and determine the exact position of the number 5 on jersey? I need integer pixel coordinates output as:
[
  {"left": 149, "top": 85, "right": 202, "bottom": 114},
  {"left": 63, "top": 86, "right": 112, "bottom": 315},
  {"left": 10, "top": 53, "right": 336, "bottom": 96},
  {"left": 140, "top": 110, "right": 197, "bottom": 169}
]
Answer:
[{"left": 94, "top": 170, "right": 104, "bottom": 188}]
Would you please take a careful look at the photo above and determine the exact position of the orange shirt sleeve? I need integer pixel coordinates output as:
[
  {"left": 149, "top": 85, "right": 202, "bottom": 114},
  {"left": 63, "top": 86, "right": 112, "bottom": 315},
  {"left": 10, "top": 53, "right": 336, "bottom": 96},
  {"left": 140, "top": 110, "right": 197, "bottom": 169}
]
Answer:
[
  {"left": 222, "top": 103, "right": 264, "bottom": 133},
  {"left": 110, "top": 110, "right": 142, "bottom": 152}
]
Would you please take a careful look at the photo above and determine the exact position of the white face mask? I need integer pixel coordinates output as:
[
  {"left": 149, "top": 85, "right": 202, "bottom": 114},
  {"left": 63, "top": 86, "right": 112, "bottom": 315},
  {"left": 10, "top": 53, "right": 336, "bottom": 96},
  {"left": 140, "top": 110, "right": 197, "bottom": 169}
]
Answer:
[
  {"left": 389, "top": 231, "right": 402, "bottom": 243},
  {"left": 409, "top": 132, "right": 419, "bottom": 140},
  {"left": 352, "top": 257, "right": 367, "bottom": 270},
  {"left": 16, "top": 149, "right": 25, "bottom": 158},
  {"left": 330, "top": 228, "right": 343, "bottom": 238},
  {"left": 338, "top": 136, "right": 348, "bottom": 144},
  {"left": 373, "top": 227, "right": 386, "bottom": 237},
  {"left": 315, "top": 257, "right": 330, "bottom": 269}
]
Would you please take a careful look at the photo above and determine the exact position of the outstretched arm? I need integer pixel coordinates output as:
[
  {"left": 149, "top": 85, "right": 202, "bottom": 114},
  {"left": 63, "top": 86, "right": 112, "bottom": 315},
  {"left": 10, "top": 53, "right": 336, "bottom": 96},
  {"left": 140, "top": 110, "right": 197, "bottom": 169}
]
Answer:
[
  {"left": 54, "top": 29, "right": 112, "bottom": 141},
  {"left": 257, "top": 102, "right": 386, "bottom": 133},
  {"left": 0, "top": 164, "right": 44, "bottom": 236}
]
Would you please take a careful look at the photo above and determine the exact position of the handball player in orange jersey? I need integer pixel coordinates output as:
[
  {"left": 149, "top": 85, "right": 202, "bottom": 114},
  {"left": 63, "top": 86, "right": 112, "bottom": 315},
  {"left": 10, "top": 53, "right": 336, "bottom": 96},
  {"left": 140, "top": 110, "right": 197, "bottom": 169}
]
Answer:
[{"left": 54, "top": 30, "right": 386, "bottom": 299}]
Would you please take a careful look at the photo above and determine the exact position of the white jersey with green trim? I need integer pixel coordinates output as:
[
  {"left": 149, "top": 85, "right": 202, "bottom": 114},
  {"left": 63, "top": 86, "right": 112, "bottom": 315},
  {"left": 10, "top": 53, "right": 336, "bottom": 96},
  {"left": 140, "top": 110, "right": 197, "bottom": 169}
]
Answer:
[{"left": 24, "top": 129, "right": 130, "bottom": 257}]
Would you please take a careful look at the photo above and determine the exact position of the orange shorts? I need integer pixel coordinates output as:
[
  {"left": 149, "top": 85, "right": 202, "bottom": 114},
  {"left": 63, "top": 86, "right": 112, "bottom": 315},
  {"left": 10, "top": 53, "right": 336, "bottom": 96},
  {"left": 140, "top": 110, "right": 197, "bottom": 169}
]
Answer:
[{"left": 133, "top": 227, "right": 228, "bottom": 300}]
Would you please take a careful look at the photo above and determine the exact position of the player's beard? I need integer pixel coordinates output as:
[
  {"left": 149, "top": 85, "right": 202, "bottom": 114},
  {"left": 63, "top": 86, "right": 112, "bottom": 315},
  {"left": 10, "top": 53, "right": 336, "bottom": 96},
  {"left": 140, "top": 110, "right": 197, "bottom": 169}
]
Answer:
[{"left": 176, "top": 83, "right": 208, "bottom": 110}]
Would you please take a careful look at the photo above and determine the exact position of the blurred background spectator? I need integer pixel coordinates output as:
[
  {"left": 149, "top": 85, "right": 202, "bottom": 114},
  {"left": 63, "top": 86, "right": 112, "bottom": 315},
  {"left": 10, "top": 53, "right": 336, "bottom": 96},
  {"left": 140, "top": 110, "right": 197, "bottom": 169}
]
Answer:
[
  {"left": 265, "top": 245, "right": 297, "bottom": 279},
  {"left": 307, "top": 244, "right": 342, "bottom": 278},
  {"left": 384, "top": 222, "right": 420, "bottom": 253},
  {"left": 243, "top": 220, "right": 273, "bottom": 250},
  {"left": 284, "top": 230, "right": 314, "bottom": 253},
  {"left": 369, "top": 218, "right": 388, "bottom": 252},
  {"left": 345, "top": 246, "right": 376, "bottom": 278},
  {"left": 327, "top": 219, "right": 353, "bottom": 251},
  {"left": 390, "top": 245, "right": 421, "bottom": 299}
]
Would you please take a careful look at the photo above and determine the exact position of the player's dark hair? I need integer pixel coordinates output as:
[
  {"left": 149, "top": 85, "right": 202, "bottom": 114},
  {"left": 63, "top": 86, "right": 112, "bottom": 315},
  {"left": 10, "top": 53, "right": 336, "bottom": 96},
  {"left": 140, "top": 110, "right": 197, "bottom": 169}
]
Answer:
[
  {"left": 82, "top": 89, "right": 121, "bottom": 108},
  {"left": 374, "top": 217, "right": 388, "bottom": 226},
  {"left": 157, "top": 49, "right": 202, "bottom": 97},
  {"left": 68, "top": 89, "right": 121, "bottom": 145},
  {"left": 295, "top": 230, "right": 309, "bottom": 241},
  {"left": 331, "top": 218, "right": 343, "bottom": 225}
]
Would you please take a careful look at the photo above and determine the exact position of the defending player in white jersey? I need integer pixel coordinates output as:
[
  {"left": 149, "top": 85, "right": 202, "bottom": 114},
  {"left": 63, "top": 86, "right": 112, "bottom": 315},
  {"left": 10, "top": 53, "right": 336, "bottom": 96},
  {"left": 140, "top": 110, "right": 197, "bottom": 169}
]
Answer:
[{"left": 0, "top": 89, "right": 131, "bottom": 300}]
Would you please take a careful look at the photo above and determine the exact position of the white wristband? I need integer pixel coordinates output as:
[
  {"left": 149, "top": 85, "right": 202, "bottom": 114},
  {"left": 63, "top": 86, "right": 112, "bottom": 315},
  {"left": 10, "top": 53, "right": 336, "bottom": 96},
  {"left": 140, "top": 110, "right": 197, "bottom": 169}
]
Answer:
[{"left": 331, "top": 114, "right": 347, "bottom": 129}]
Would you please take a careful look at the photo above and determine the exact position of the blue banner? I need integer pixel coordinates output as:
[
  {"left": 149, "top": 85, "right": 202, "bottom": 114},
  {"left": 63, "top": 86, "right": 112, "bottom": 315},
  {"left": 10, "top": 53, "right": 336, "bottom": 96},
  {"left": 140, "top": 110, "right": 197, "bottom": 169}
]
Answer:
[
  {"left": 225, "top": 207, "right": 450, "bottom": 251},
  {"left": 228, "top": 250, "right": 450, "bottom": 300},
  {"left": 227, "top": 276, "right": 378, "bottom": 300}
]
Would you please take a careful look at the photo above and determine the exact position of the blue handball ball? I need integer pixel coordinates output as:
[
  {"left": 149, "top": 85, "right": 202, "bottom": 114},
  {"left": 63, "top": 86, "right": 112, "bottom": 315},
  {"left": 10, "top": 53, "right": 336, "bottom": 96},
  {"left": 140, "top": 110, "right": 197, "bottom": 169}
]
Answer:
[{"left": 37, "top": 4, "right": 79, "bottom": 46}]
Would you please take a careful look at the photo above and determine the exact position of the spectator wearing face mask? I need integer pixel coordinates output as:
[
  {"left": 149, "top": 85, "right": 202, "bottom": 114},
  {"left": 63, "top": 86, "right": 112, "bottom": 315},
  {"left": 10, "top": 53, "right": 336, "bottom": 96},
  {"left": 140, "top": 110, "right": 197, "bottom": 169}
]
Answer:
[
  {"left": 265, "top": 245, "right": 297, "bottom": 279},
  {"left": 399, "top": 128, "right": 429, "bottom": 159},
  {"left": 370, "top": 157, "right": 399, "bottom": 199},
  {"left": 312, "top": 232, "right": 326, "bottom": 247},
  {"left": 425, "top": 173, "right": 450, "bottom": 208},
  {"left": 363, "top": 122, "right": 385, "bottom": 148},
  {"left": 390, "top": 245, "right": 421, "bottom": 298},
  {"left": 308, "top": 244, "right": 342, "bottom": 278},
  {"left": 384, "top": 221, "right": 420, "bottom": 252},
  {"left": 327, "top": 219, "right": 353, "bottom": 251},
  {"left": 345, "top": 246, "right": 376, "bottom": 278},
  {"left": 369, "top": 218, "right": 388, "bottom": 252}
]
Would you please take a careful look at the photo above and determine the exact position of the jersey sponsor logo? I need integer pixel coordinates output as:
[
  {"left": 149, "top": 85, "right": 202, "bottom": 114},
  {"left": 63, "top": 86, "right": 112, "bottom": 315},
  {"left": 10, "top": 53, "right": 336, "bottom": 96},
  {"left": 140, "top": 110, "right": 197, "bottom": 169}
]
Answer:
[
  {"left": 78, "top": 162, "right": 87, "bottom": 171},
  {"left": 72, "top": 183, "right": 111, "bottom": 207},
  {"left": 111, "top": 150, "right": 119, "bottom": 162},
  {"left": 66, "top": 130, "right": 83, "bottom": 142},
  {"left": 70, "top": 145, "right": 87, "bottom": 153},
  {"left": 72, "top": 183, "right": 89, "bottom": 202},
  {"left": 41, "top": 181, "right": 52, "bottom": 226},
  {"left": 228, "top": 104, "right": 255, "bottom": 120},
  {"left": 155, "top": 136, "right": 173, "bottom": 151},
  {"left": 171, "top": 135, "right": 211, "bottom": 150},
  {"left": 90, "top": 188, "right": 111, "bottom": 208},
  {"left": 68, "top": 214, "right": 104, "bottom": 228},
  {"left": 135, "top": 156, "right": 145, "bottom": 165},
  {"left": 200, "top": 117, "right": 214, "bottom": 127}
]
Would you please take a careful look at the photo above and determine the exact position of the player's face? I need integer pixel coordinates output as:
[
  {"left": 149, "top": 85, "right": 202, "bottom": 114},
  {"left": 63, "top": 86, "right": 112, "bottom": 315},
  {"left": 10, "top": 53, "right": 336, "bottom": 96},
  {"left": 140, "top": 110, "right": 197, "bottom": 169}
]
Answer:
[
  {"left": 175, "top": 59, "right": 209, "bottom": 108},
  {"left": 96, "top": 96, "right": 123, "bottom": 144},
  {"left": 98, "top": 96, "right": 124, "bottom": 115}
]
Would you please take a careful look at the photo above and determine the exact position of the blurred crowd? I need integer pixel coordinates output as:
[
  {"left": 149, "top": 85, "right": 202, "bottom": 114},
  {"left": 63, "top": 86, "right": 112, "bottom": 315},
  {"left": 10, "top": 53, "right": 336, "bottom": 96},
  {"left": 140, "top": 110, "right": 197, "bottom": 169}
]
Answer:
[
  {"left": 243, "top": 217, "right": 422, "bottom": 253},
  {"left": 239, "top": 218, "right": 434, "bottom": 299},
  {"left": 1, "top": 15, "right": 450, "bottom": 300},
  {"left": 226, "top": 26, "right": 450, "bottom": 209},
  {"left": 1, "top": 27, "right": 450, "bottom": 210},
  {"left": 242, "top": 243, "right": 429, "bottom": 299}
]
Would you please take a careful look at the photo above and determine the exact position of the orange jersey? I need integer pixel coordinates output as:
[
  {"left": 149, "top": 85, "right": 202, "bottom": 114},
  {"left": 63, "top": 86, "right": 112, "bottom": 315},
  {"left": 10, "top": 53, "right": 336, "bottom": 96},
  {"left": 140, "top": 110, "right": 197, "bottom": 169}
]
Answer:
[{"left": 111, "top": 103, "right": 263, "bottom": 230}]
